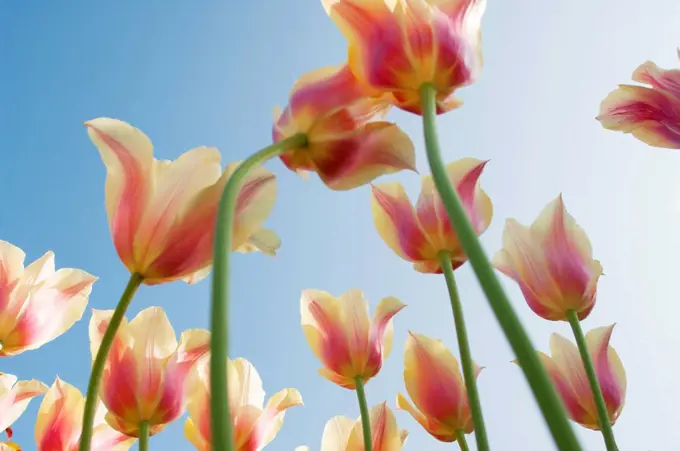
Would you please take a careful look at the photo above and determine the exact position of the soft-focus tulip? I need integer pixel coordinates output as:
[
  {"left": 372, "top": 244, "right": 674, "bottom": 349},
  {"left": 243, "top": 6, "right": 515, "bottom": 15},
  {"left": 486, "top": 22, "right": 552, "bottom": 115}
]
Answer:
[
  {"left": 371, "top": 158, "right": 491, "bottom": 273},
  {"left": 89, "top": 307, "right": 209, "bottom": 437},
  {"left": 301, "top": 289, "right": 405, "bottom": 389},
  {"left": 0, "top": 373, "right": 47, "bottom": 443},
  {"left": 492, "top": 195, "right": 603, "bottom": 321},
  {"left": 536, "top": 325, "right": 626, "bottom": 430},
  {"left": 0, "top": 241, "right": 95, "bottom": 356},
  {"left": 184, "top": 356, "right": 302, "bottom": 451},
  {"left": 323, "top": 0, "right": 486, "bottom": 114},
  {"left": 273, "top": 65, "right": 416, "bottom": 190},
  {"left": 396, "top": 332, "right": 480, "bottom": 442},
  {"left": 35, "top": 378, "right": 135, "bottom": 451},
  {"left": 0, "top": 443, "right": 19, "bottom": 451},
  {"left": 597, "top": 51, "right": 680, "bottom": 148},
  {"left": 86, "top": 117, "right": 280, "bottom": 285},
  {"left": 296, "top": 403, "right": 407, "bottom": 451}
]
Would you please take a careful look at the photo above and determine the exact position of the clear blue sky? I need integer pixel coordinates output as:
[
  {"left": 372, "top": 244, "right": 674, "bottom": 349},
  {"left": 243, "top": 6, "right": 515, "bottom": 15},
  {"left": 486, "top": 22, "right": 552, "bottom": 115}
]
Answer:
[{"left": 1, "top": 1, "right": 680, "bottom": 450}]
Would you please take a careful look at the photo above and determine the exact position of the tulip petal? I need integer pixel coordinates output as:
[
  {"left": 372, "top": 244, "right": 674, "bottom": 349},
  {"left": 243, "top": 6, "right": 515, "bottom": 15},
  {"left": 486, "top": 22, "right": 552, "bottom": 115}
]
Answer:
[
  {"left": 448, "top": 159, "right": 492, "bottom": 234},
  {"left": 0, "top": 241, "right": 25, "bottom": 306},
  {"left": 371, "top": 182, "right": 434, "bottom": 262},
  {"left": 0, "top": 378, "right": 48, "bottom": 434},
  {"left": 229, "top": 357, "right": 266, "bottom": 411},
  {"left": 252, "top": 388, "right": 304, "bottom": 449},
  {"left": 597, "top": 85, "right": 680, "bottom": 148},
  {"left": 337, "top": 290, "right": 371, "bottom": 373},
  {"left": 85, "top": 118, "right": 154, "bottom": 267},
  {"left": 633, "top": 60, "right": 680, "bottom": 100},
  {"left": 535, "top": 351, "right": 589, "bottom": 427},
  {"left": 369, "top": 296, "right": 405, "bottom": 362},
  {"left": 396, "top": 393, "right": 452, "bottom": 442},
  {"left": 320, "top": 415, "right": 355, "bottom": 451},
  {"left": 36, "top": 379, "right": 83, "bottom": 451},
  {"left": 586, "top": 325, "right": 626, "bottom": 423},
  {"left": 235, "top": 228, "right": 282, "bottom": 256},
  {"left": 346, "top": 403, "right": 405, "bottom": 451},
  {"left": 184, "top": 417, "right": 210, "bottom": 451}
]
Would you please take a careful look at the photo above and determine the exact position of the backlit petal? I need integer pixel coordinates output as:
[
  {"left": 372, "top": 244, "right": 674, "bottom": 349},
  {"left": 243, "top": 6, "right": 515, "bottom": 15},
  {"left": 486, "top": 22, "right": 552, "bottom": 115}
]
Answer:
[
  {"left": 184, "top": 417, "right": 210, "bottom": 451},
  {"left": 35, "top": 378, "right": 83, "bottom": 451},
  {"left": 235, "top": 228, "right": 282, "bottom": 256},
  {"left": 396, "top": 393, "right": 453, "bottom": 442},
  {"left": 346, "top": 403, "right": 405, "bottom": 451},
  {"left": 367, "top": 296, "right": 405, "bottom": 373},
  {"left": 0, "top": 377, "right": 48, "bottom": 434},
  {"left": 229, "top": 357, "right": 266, "bottom": 411},
  {"left": 252, "top": 388, "right": 304, "bottom": 449},
  {"left": 632, "top": 60, "right": 680, "bottom": 100},
  {"left": 585, "top": 325, "right": 626, "bottom": 424},
  {"left": 320, "top": 416, "right": 355, "bottom": 451}
]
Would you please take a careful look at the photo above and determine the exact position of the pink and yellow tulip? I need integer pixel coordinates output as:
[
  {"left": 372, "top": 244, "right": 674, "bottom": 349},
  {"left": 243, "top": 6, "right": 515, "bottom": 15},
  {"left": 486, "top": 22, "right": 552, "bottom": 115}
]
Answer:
[
  {"left": 86, "top": 117, "right": 279, "bottom": 285},
  {"left": 537, "top": 325, "right": 627, "bottom": 430},
  {"left": 597, "top": 51, "right": 680, "bottom": 148},
  {"left": 35, "top": 378, "right": 135, "bottom": 451},
  {"left": 371, "top": 158, "right": 492, "bottom": 273},
  {"left": 89, "top": 306, "right": 210, "bottom": 437},
  {"left": 396, "top": 332, "right": 480, "bottom": 442},
  {"left": 0, "top": 373, "right": 47, "bottom": 445},
  {"left": 492, "top": 195, "right": 603, "bottom": 321},
  {"left": 296, "top": 403, "right": 407, "bottom": 451},
  {"left": 184, "top": 356, "right": 302, "bottom": 451},
  {"left": 273, "top": 65, "right": 416, "bottom": 190},
  {"left": 0, "top": 241, "right": 95, "bottom": 356},
  {"left": 323, "top": 0, "right": 486, "bottom": 114},
  {"left": 301, "top": 289, "right": 405, "bottom": 389}
]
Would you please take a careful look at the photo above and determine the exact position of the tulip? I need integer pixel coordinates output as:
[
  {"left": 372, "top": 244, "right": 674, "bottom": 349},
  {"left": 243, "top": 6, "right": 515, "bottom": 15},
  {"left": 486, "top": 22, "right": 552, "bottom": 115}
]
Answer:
[
  {"left": 89, "top": 307, "right": 210, "bottom": 437},
  {"left": 597, "top": 51, "right": 680, "bottom": 148},
  {"left": 323, "top": 0, "right": 486, "bottom": 114},
  {"left": 0, "top": 241, "right": 95, "bottom": 356},
  {"left": 184, "top": 356, "right": 302, "bottom": 451},
  {"left": 396, "top": 332, "right": 480, "bottom": 443},
  {"left": 537, "top": 325, "right": 626, "bottom": 430},
  {"left": 492, "top": 195, "right": 603, "bottom": 321},
  {"left": 35, "top": 378, "right": 135, "bottom": 451},
  {"left": 301, "top": 289, "right": 405, "bottom": 389},
  {"left": 273, "top": 64, "right": 416, "bottom": 190},
  {"left": 0, "top": 372, "right": 47, "bottom": 446},
  {"left": 296, "top": 403, "right": 407, "bottom": 451},
  {"left": 85, "top": 117, "right": 279, "bottom": 285},
  {"left": 0, "top": 444, "right": 19, "bottom": 451},
  {"left": 371, "top": 158, "right": 492, "bottom": 273}
]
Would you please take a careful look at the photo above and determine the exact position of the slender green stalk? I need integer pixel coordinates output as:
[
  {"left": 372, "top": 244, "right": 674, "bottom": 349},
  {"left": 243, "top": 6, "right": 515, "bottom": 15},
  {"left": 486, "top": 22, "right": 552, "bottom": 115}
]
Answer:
[
  {"left": 139, "top": 421, "right": 150, "bottom": 451},
  {"left": 419, "top": 83, "right": 581, "bottom": 451},
  {"left": 456, "top": 430, "right": 470, "bottom": 451},
  {"left": 566, "top": 310, "right": 618, "bottom": 451},
  {"left": 210, "top": 133, "right": 307, "bottom": 451},
  {"left": 355, "top": 376, "right": 373, "bottom": 451},
  {"left": 79, "top": 272, "right": 143, "bottom": 451},
  {"left": 438, "top": 252, "right": 489, "bottom": 451}
]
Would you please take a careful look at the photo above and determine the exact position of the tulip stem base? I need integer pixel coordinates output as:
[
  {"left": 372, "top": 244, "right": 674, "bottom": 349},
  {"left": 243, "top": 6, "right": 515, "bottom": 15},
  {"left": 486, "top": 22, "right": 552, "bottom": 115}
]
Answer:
[
  {"left": 139, "top": 421, "right": 150, "bottom": 451},
  {"left": 79, "top": 272, "right": 143, "bottom": 451},
  {"left": 438, "top": 251, "right": 489, "bottom": 451},
  {"left": 456, "top": 430, "right": 470, "bottom": 451},
  {"left": 419, "top": 83, "right": 581, "bottom": 451},
  {"left": 210, "top": 133, "right": 308, "bottom": 451},
  {"left": 566, "top": 310, "right": 618, "bottom": 451},
  {"left": 355, "top": 376, "right": 373, "bottom": 451}
]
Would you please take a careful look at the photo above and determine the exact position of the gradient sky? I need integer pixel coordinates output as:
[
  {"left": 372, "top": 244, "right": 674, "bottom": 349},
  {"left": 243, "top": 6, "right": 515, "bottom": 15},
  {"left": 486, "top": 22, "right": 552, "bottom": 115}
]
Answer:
[{"left": 2, "top": 1, "right": 680, "bottom": 450}]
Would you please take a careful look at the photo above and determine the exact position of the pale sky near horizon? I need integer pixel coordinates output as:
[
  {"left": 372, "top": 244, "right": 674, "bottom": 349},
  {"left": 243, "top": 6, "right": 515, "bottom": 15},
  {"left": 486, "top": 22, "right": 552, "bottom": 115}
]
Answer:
[{"left": 2, "top": 1, "right": 680, "bottom": 450}]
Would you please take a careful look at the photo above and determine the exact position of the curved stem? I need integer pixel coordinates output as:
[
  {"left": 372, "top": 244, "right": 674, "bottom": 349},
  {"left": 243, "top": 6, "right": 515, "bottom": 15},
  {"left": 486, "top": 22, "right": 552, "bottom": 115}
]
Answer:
[
  {"left": 210, "top": 133, "right": 307, "bottom": 451},
  {"left": 354, "top": 376, "right": 372, "bottom": 451},
  {"left": 438, "top": 252, "right": 489, "bottom": 451},
  {"left": 419, "top": 83, "right": 581, "bottom": 451},
  {"left": 138, "top": 421, "right": 150, "bottom": 451},
  {"left": 79, "top": 272, "right": 143, "bottom": 451},
  {"left": 456, "top": 430, "right": 470, "bottom": 451},
  {"left": 566, "top": 310, "right": 618, "bottom": 450}
]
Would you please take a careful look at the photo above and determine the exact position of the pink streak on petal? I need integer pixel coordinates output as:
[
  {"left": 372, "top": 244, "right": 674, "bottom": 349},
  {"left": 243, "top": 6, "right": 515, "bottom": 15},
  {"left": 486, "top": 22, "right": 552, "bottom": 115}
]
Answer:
[
  {"left": 100, "top": 348, "right": 140, "bottom": 420},
  {"left": 307, "top": 300, "right": 351, "bottom": 376},
  {"left": 365, "top": 304, "right": 405, "bottom": 374},
  {"left": 455, "top": 160, "right": 488, "bottom": 232},
  {"left": 592, "top": 328, "right": 624, "bottom": 418},
  {"left": 633, "top": 61, "right": 680, "bottom": 100}
]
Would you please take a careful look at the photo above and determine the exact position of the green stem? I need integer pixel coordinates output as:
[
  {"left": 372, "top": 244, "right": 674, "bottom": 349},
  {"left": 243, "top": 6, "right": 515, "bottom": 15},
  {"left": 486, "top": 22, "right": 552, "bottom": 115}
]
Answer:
[
  {"left": 138, "top": 421, "right": 150, "bottom": 451},
  {"left": 79, "top": 272, "right": 143, "bottom": 451},
  {"left": 210, "top": 133, "right": 307, "bottom": 451},
  {"left": 456, "top": 430, "right": 470, "bottom": 451},
  {"left": 355, "top": 376, "right": 372, "bottom": 451},
  {"left": 419, "top": 83, "right": 581, "bottom": 451},
  {"left": 566, "top": 310, "right": 618, "bottom": 451},
  {"left": 438, "top": 252, "right": 489, "bottom": 451}
]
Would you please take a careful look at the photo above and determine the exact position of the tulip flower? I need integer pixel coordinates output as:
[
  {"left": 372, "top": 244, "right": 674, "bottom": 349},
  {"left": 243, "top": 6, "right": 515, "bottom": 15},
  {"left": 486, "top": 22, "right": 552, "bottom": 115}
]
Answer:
[
  {"left": 0, "top": 444, "right": 19, "bottom": 451},
  {"left": 492, "top": 195, "right": 603, "bottom": 321},
  {"left": 301, "top": 289, "right": 405, "bottom": 389},
  {"left": 184, "top": 356, "right": 302, "bottom": 451},
  {"left": 397, "top": 332, "right": 481, "bottom": 443},
  {"left": 323, "top": 0, "right": 486, "bottom": 114},
  {"left": 0, "top": 241, "right": 96, "bottom": 356},
  {"left": 537, "top": 325, "right": 626, "bottom": 430},
  {"left": 35, "top": 378, "right": 135, "bottom": 451},
  {"left": 273, "top": 64, "right": 416, "bottom": 190},
  {"left": 89, "top": 306, "right": 210, "bottom": 437},
  {"left": 597, "top": 51, "right": 680, "bottom": 148},
  {"left": 296, "top": 403, "right": 407, "bottom": 451},
  {"left": 371, "top": 158, "right": 492, "bottom": 273},
  {"left": 85, "top": 117, "right": 279, "bottom": 285},
  {"left": 0, "top": 373, "right": 48, "bottom": 444}
]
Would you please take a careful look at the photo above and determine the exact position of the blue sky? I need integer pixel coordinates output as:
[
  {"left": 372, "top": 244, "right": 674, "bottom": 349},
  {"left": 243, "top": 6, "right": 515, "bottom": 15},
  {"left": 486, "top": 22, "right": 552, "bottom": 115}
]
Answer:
[{"left": 1, "top": 1, "right": 680, "bottom": 450}]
